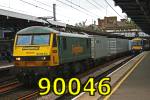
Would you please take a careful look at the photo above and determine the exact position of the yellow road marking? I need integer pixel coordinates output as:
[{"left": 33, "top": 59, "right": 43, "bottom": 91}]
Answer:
[{"left": 103, "top": 54, "right": 147, "bottom": 100}]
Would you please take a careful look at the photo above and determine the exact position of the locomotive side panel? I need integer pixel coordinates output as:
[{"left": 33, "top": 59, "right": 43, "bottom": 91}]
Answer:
[{"left": 58, "top": 36, "right": 91, "bottom": 64}]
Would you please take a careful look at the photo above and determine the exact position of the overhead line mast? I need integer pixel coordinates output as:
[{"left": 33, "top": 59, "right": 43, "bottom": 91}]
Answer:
[
  {"left": 53, "top": 4, "right": 56, "bottom": 21},
  {"left": 20, "top": 0, "right": 78, "bottom": 22}
]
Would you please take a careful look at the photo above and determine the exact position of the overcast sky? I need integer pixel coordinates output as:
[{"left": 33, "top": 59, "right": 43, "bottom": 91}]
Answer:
[{"left": 0, "top": 0, "right": 126, "bottom": 25}]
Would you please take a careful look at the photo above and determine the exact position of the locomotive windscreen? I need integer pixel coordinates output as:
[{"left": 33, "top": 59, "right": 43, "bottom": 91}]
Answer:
[
  {"left": 16, "top": 34, "right": 50, "bottom": 45},
  {"left": 132, "top": 40, "right": 142, "bottom": 46}
]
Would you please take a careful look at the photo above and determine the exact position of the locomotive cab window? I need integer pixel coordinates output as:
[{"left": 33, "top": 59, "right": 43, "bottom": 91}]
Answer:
[
  {"left": 132, "top": 40, "right": 142, "bottom": 46},
  {"left": 17, "top": 35, "right": 32, "bottom": 45},
  {"left": 33, "top": 34, "right": 50, "bottom": 45},
  {"left": 16, "top": 34, "right": 50, "bottom": 45}
]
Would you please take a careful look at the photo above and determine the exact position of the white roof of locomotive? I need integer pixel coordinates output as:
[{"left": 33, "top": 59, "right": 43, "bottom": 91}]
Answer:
[
  {"left": 17, "top": 26, "right": 90, "bottom": 38},
  {"left": 58, "top": 32, "right": 90, "bottom": 38}
]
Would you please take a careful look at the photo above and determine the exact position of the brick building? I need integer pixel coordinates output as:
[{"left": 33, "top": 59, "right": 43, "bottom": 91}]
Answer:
[{"left": 98, "top": 16, "right": 127, "bottom": 30}]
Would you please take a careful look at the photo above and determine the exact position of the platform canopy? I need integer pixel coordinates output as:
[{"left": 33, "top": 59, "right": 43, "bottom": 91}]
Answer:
[
  {"left": 0, "top": 8, "right": 66, "bottom": 32},
  {"left": 114, "top": 0, "right": 150, "bottom": 34}
]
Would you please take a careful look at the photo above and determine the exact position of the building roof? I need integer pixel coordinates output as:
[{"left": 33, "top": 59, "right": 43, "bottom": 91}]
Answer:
[
  {"left": 0, "top": 8, "right": 44, "bottom": 23},
  {"left": 0, "top": 8, "right": 66, "bottom": 32}
]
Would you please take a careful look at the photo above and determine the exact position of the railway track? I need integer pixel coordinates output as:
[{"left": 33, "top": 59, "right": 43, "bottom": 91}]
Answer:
[
  {"left": 0, "top": 76, "right": 17, "bottom": 86},
  {"left": 0, "top": 55, "right": 133, "bottom": 100},
  {"left": 38, "top": 55, "right": 132, "bottom": 100},
  {"left": 17, "top": 90, "right": 39, "bottom": 100},
  {"left": 0, "top": 81, "right": 23, "bottom": 95},
  {"left": 0, "top": 65, "right": 17, "bottom": 86}
]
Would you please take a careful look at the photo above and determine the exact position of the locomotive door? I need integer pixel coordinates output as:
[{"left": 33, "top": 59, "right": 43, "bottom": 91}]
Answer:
[{"left": 51, "top": 33, "right": 59, "bottom": 66}]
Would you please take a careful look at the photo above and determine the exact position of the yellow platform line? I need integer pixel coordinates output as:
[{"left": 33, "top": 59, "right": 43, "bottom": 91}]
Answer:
[{"left": 103, "top": 54, "right": 147, "bottom": 100}]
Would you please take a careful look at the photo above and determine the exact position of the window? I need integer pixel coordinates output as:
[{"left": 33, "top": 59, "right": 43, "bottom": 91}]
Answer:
[
  {"left": 33, "top": 35, "right": 49, "bottom": 45},
  {"left": 16, "top": 34, "right": 50, "bottom": 45},
  {"left": 53, "top": 34, "right": 57, "bottom": 47},
  {"left": 132, "top": 40, "right": 142, "bottom": 46},
  {"left": 62, "top": 37, "right": 67, "bottom": 50},
  {"left": 17, "top": 35, "right": 32, "bottom": 45}
]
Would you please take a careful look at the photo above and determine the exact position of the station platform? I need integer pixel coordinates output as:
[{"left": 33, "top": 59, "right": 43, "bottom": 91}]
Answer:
[
  {"left": 105, "top": 52, "right": 150, "bottom": 100},
  {"left": 0, "top": 61, "right": 13, "bottom": 70}
]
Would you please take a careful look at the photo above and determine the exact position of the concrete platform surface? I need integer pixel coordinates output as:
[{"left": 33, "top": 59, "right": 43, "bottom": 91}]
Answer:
[
  {"left": 0, "top": 61, "right": 13, "bottom": 69},
  {"left": 108, "top": 52, "right": 150, "bottom": 100}
]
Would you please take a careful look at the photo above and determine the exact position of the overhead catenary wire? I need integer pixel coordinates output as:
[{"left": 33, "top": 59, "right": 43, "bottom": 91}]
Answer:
[
  {"left": 32, "top": 0, "right": 85, "bottom": 21},
  {"left": 56, "top": 0, "right": 98, "bottom": 18},
  {"left": 0, "top": 0, "right": 98, "bottom": 25},
  {"left": 19, "top": 0, "right": 79, "bottom": 22},
  {"left": 64, "top": 0, "right": 99, "bottom": 17},
  {"left": 86, "top": 0, "right": 112, "bottom": 16},
  {"left": 32, "top": 0, "right": 76, "bottom": 19},
  {"left": 33, "top": 0, "right": 72, "bottom": 12},
  {"left": 2, "top": 0, "right": 125, "bottom": 25},
  {"left": 33, "top": 0, "right": 53, "bottom": 8},
  {"left": 33, "top": 0, "right": 64, "bottom": 10},
  {"left": 90, "top": 0, "right": 114, "bottom": 16},
  {"left": 21, "top": 0, "right": 123, "bottom": 24},
  {"left": 32, "top": 0, "right": 98, "bottom": 19},
  {"left": 87, "top": 0, "right": 102, "bottom": 10},
  {"left": 104, "top": 0, "right": 124, "bottom": 19},
  {"left": 91, "top": 0, "right": 105, "bottom": 9},
  {"left": 0, "top": 2, "right": 29, "bottom": 15},
  {"left": 20, "top": 0, "right": 53, "bottom": 13}
]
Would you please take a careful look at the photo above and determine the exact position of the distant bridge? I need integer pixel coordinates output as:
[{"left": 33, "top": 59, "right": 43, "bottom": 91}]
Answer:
[{"left": 114, "top": 0, "right": 150, "bottom": 34}]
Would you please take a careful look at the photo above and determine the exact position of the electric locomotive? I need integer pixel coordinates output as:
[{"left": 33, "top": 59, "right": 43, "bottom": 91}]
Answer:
[
  {"left": 13, "top": 26, "right": 130, "bottom": 84},
  {"left": 13, "top": 26, "right": 91, "bottom": 83},
  {"left": 131, "top": 37, "right": 149, "bottom": 53},
  {"left": 131, "top": 38, "right": 143, "bottom": 53}
]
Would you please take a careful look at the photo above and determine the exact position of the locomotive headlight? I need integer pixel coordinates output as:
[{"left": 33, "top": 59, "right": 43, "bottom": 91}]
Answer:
[
  {"left": 40, "top": 56, "right": 50, "bottom": 61},
  {"left": 41, "top": 57, "right": 46, "bottom": 60},
  {"left": 43, "top": 57, "right": 46, "bottom": 60},
  {"left": 16, "top": 57, "right": 21, "bottom": 61}
]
